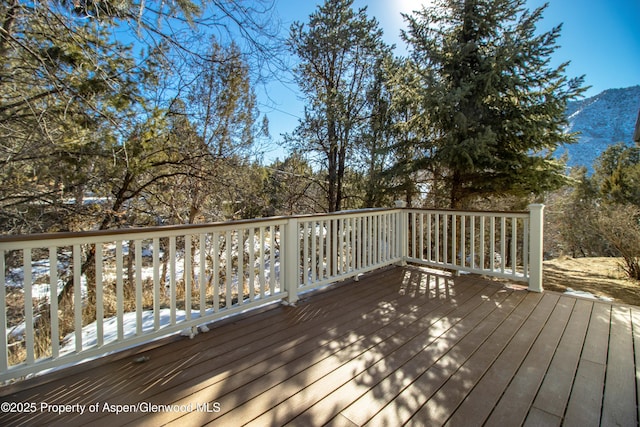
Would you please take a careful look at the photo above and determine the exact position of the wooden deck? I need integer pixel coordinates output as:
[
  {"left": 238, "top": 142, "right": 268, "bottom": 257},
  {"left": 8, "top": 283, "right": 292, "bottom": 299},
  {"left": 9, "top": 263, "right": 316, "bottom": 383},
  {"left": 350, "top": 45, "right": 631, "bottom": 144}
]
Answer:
[{"left": 1, "top": 265, "right": 639, "bottom": 426}]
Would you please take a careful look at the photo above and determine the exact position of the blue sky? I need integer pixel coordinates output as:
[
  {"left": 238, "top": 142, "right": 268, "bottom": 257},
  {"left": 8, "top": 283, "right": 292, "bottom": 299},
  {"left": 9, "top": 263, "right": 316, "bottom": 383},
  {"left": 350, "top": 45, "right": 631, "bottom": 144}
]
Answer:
[{"left": 258, "top": 0, "right": 640, "bottom": 161}]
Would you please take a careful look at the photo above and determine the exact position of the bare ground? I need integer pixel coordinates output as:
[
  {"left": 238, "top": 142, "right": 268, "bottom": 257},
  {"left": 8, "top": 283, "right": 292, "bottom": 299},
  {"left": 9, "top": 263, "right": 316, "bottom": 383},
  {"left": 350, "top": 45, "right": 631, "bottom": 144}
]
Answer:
[{"left": 543, "top": 256, "right": 640, "bottom": 306}]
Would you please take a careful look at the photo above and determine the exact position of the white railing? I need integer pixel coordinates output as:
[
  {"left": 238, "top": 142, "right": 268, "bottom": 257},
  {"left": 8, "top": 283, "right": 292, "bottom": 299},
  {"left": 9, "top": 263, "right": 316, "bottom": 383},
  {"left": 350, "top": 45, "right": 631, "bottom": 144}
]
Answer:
[
  {"left": 0, "top": 205, "right": 543, "bottom": 382},
  {"left": 292, "top": 209, "right": 403, "bottom": 297},
  {"left": 403, "top": 205, "right": 544, "bottom": 291}
]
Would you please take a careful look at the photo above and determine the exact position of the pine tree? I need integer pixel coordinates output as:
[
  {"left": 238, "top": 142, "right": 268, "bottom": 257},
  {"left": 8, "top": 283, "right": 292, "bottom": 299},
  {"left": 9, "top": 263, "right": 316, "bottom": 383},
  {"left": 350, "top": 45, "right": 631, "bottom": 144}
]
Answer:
[
  {"left": 402, "top": 0, "right": 587, "bottom": 208},
  {"left": 0, "top": 2, "right": 140, "bottom": 233},
  {"left": 594, "top": 143, "right": 640, "bottom": 206},
  {"left": 287, "top": 0, "right": 390, "bottom": 212}
]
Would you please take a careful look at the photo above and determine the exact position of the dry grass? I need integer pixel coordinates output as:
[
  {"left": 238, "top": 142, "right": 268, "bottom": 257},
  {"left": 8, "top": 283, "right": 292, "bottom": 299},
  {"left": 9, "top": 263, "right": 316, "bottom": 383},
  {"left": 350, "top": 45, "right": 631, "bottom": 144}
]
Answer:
[
  {"left": 6, "top": 275, "right": 260, "bottom": 367},
  {"left": 543, "top": 256, "right": 640, "bottom": 306}
]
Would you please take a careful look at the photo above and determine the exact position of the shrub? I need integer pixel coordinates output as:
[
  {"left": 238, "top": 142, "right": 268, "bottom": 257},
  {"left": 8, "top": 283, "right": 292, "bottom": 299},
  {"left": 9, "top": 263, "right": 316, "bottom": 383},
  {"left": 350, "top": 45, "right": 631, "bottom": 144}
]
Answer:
[{"left": 596, "top": 204, "right": 640, "bottom": 280}]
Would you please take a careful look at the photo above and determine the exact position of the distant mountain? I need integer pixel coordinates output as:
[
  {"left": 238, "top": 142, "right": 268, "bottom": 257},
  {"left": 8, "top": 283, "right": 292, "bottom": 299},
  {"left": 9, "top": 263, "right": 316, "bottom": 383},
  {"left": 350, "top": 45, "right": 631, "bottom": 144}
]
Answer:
[{"left": 557, "top": 85, "right": 640, "bottom": 172}]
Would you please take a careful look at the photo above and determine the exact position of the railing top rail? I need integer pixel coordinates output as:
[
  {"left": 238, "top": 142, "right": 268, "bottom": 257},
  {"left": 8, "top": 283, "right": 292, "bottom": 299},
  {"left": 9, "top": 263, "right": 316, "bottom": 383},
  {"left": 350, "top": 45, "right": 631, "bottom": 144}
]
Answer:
[
  {"left": 0, "top": 216, "right": 289, "bottom": 246},
  {"left": 405, "top": 207, "right": 530, "bottom": 216},
  {"left": 0, "top": 208, "right": 399, "bottom": 247},
  {"left": 293, "top": 207, "right": 397, "bottom": 221},
  {"left": 0, "top": 206, "right": 533, "bottom": 247}
]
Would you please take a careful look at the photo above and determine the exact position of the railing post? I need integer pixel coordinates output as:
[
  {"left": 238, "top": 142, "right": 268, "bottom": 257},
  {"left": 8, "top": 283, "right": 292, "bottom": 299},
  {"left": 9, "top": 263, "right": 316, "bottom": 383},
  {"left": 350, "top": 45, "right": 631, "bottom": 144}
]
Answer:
[
  {"left": 528, "top": 204, "right": 544, "bottom": 292},
  {"left": 395, "top": 201, "right": 408, "bottom": 265},
  {"left": 283, "top": 217, "right": 299, "bottom": 305}
]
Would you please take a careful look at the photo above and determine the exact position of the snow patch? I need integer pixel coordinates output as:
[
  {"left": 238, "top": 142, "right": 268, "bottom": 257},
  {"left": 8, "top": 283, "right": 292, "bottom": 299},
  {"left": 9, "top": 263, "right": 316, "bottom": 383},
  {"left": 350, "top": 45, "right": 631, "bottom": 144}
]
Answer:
[
  {"left": 564, "top": 287, "right": 613, "bottom": 302},
  {"left": 58, "top": 309, "right": 213, "bottom": 357}
]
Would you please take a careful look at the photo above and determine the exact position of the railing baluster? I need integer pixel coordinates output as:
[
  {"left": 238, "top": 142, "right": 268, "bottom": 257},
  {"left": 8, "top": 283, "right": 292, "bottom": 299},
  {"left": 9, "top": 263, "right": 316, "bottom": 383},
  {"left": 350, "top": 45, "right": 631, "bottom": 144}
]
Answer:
[
  {"left": 341, "top": 219, "right": 346, "bottom": 273},
  {"left": 451, "top": 214, "right": 456, "bottom": 266},
  {"left": 373, "top": 214, "right": 377, "bottom": 264},
  {"left": 380, "top": 214, "right": 384, "bottom": 263},
  {"left": 388, "top": 213, "right": 393, "bottom": 261},
  {"left": 199, "top": 234, "right": 207, "bottom": 316},
  {"left": 363, "top": 216, "right": 369, "bottom": 267},
  {"left": 371, "top": 214, "right": 376, "bottom": 265},
  {"left": 500, "top": 217, "right": 506, "bottom": 274},
  {"left": 383, "top": 213, "right": 387, "bottom": 262},
  {"left": 470, "top": 215, "right": 476, "bottom": 269},
  {"left": 318, "top": 220, "right": 324, "bottom": 281},
  {"left": 434, "top": 214, "right": 440, "bottom": 263},
  {"left": 153, "top": 237, "right": 160, "bottom": 330},
  {"left": 443, "top": 214, "right": 449, "bottom": 265},
  {"left": 0, "top": 250, "right": 7, "bottom": 371},
  {"left": 479, "top": 216, "right": 486, "bottom": 271},
  {"left": 49, "top": 246, "right": 59, "bottom": 357},
  {"left": 269, "top": 226, "right": 276, "bottom": 293},
  {"left": 353, "top": 217, "right": 362, "bottom": 270},
  {"left": 411, "top": 212, "right": 416, "bottom": 259},
  {"left": 348, "top": 217, "right": 353, "bottom": 272},
  {"left": 357, "top": 216, "right": 363, "bottom": 268},
  {"left": 415, "top": 212, "right": 421, "bottom": 260},
  {"left": 225, "top": 231, "right": 232, "bottom": 308},
  {"left": 213, "top": 231, "right": 221, "bottom": 311},
  {"left": 460, "top": 215, "right": 466, "bottom": 268},
  {"left": 96, "top": 244, "right": 104, "bottom": 346},
  {"left": 259, "top": 227, "right": 265, "bottom": 299},
  {"left": 248, "top": 229, "right": 255, "bottom": 301},
  {"left": 311, "top": 221, "right": 318, "bottom": 282},
  {"left": 135, "top": 239, "right": 143, "bottom": 335},
  {"left": 378, "top": 215, "right": 383, "bottom": 263},
  {"left": 169, "top": 236, "right": 176, "bottom": 325},
  {"left": 24, "top": 249, "right": 34, "bottom": 363},
  {"left": 386, "top": 213, "right": 392, "bottom": 261},
  {"left": 115, "top": 241, "right": 124, "bottom": 340},
  {"left": 384, "top": 213, "right": 389, "bottom": 262},
  {"left": 303, "top": 221, "right": 310, "bottom": 285},
  {"left": 339, "top": 218, "right": 345, "bottom": 274},
  {"left": 237, "top": 231, "right": 244, "bottom": 305},
  {"left": 489, "top": 215, "right": 496, "bottom": 271},
  {"left": 511, "top": 217, "right": 517, "bottom": 276},
  {"left": 185, "top": 235, "right": 192, "bottom": 318},
  {"left": 331, "top": 219, "right": 337, "bottom": 276}
]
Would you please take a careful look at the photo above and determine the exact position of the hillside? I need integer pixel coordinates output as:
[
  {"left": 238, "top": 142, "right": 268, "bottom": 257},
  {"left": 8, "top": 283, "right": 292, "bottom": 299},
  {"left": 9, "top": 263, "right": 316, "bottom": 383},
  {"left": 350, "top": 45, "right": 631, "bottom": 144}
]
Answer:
[{"left": 557, "top": 85, "right": 640, "bottom": 172}]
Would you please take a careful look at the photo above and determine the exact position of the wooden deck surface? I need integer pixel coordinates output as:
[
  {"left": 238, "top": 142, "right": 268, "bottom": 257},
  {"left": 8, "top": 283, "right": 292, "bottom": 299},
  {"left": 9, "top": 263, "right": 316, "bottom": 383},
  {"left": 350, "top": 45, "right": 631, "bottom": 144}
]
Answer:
[{"left": 1, "top": 265, "right": 638, "bottom": 426}]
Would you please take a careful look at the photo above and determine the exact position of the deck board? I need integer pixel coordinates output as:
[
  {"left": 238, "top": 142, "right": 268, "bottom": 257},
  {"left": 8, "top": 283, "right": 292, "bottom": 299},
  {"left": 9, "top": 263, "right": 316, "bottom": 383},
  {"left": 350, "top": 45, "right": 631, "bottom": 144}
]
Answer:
[
  {"left": 484, "top": 296, "right": 576, "bottom": 426},
  {"left": 387, "top": 289, "right": 531, "bottom": 426},
  {"left": 1, "top": 265, "right": 639, "bottom": 426},
  {"left": 526, "top": 298, "right": 592, "bottom": 423},
  {"left": 286, "top": 280, "right": 507, "bottom": 426},
  {"left": 443, "top": 292, "right": 560, "bottom": 426},
  {"left": 563, "top": 303, "right": 611, "bottom": 427},
  {"left": 602, "top": 306, "right": 637, "bottom": 426}
]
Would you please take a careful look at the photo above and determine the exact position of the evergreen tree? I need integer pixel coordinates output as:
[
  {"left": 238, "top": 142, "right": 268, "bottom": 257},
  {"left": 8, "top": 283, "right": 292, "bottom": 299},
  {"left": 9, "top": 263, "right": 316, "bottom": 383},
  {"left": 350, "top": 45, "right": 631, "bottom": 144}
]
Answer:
[
  {"left": 359, "top": 54, "right": 395, "bottom": 208},
  {"left": 0, "top": 2, "right": 140, "bottom": 233},
  {"left": 402, "top": 0, "right": 587, "bottom": 208},
  {"left": 263, "top": 153, "right": 322, "bottom": 215},
  {"left": 287, "top": 0, "right": 390, "bottom": 212},
  {"left": 382, "top": 57, "right": 436, "bottom": 207},
  {"left": 593, "top": 142, "right": 640, "bottom": 206}
]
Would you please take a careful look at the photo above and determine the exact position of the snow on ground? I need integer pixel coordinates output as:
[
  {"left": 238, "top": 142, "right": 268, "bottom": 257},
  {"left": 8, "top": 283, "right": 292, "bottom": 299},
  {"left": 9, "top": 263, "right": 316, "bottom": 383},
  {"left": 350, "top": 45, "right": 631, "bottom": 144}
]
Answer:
[
  {"left": 58, "top": 308, "right": 211, "bottom": 357},
  {"left": 5, "top": 237, "right": 281, "bottom": 343},
  {"left": 563, "top": 287, "right": 614, "bottom": 302},
  {"left": 5, "top": 258, "right": 74, "bottom": 300}
]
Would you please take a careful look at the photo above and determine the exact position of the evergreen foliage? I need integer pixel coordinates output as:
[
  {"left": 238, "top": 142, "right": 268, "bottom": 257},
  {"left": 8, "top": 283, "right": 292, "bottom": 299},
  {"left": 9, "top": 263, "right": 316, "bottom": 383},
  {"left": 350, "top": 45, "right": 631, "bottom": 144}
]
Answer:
[
  {"left": 548, "top": 144, "right": 640, "bottom": 279},
  {"left": 401, "top": 0, "right": 587, "bottom": 208},
  {"left": 0, "top": 0, "right": 278, "bottom": 234},
  {"left": 287, "top": 0, "right": 391, "bottom": 212}
]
